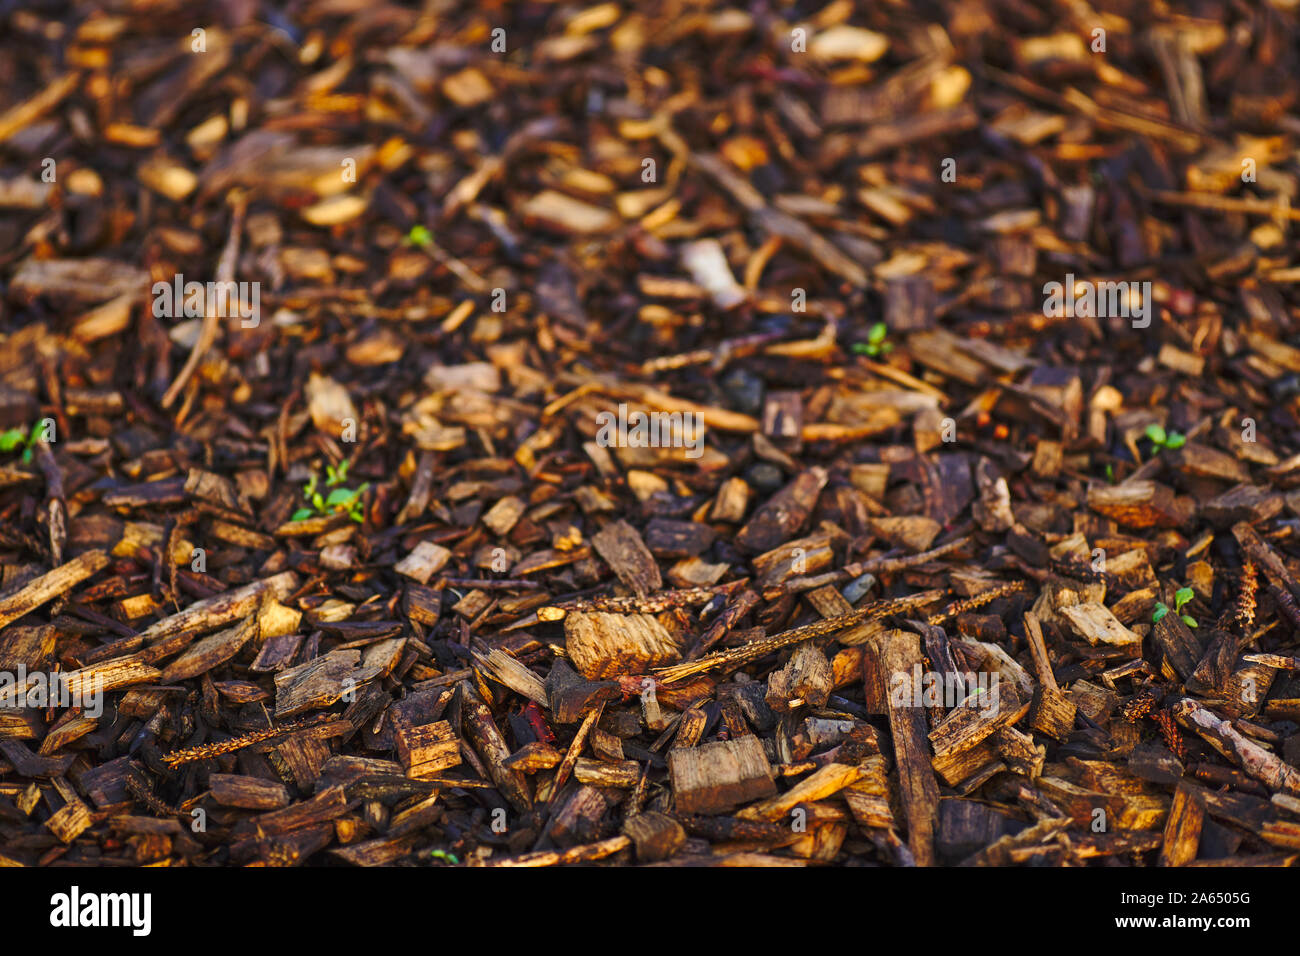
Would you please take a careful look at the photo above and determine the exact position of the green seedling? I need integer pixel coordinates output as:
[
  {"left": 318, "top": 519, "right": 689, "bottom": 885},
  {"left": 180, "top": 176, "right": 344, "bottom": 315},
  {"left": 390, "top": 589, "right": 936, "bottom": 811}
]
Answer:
[
  {"left": 851, "top": 322, "right": 893, "bottom": 358},
  {"left": 291, "top": 461, "right": 368, "bottom": 523},
  {"left": 1153, "top": 586, "right": 1197, "bottom": 628},
  {"left": 0, "top": 424, "right": 44, "bottom": 463},
  {"left": 429, "top": 849, "right": 459, "bottom": 865},
  {"left": 404, "top": 224, "right": 434, "bottom": 249},
  {"left": 1144, "top": 423, "right": 1186, "bottom": 454}
]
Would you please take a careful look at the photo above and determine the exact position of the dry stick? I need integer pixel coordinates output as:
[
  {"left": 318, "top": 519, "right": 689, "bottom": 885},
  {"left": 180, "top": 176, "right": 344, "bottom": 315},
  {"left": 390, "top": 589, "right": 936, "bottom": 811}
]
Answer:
[
  {"left": 0, "top": 549, "right": 108, "bottom": 630},
  {"left": 125, "top": 771, "right": 189, "bottom": 818},
  {"left": 655, "top": 589, "right": 945, "bottom": 683},
  {"left": 539, "top": 585, "right": 731, "bottom": 621},
  {"left": 1145, "top": 189, "right": 1300, "bottom": 222},
  {"left": 544, "top": 704, "right": 602, "bottom": 802},
  {"left": 33, "top": 440, "right": 65, "bottom": 568},
  {"left": 779, "top": 537, "right": 971, "bottom": 594},
  {"left": 0, "top": 72, "right": 80, "bottom": 143},
  {"left": 161, "top": 714, "right": 334, "bottom": 768},
  {"left": 484, "top": 835, "right": 631, "bottom": 868},
  {"left": 1172, "top": 698, "right": 1300, "bottom": 795},
  {"left": 925, "top": 581, "right": 1026, "bottom": 625},
  {"left": 1242, "top": 653, "right": 1300, "bottom": 670},
  {"left": 161, "top": 198, "right": 247, "bottom": 408}
]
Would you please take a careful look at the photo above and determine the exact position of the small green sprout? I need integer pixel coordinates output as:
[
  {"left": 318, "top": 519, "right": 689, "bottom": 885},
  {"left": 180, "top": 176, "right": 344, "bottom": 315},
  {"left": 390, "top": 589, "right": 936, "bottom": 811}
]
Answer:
[
  {"left": 851, "top": 322, "right": 893, "bottom": 358},
  {"left": 1153, "top": 586, "right": 1197, "bottom": 628},
  {"left": 0, "top": 424, "right": 45, "bottom": 464},
  {"left": 404, "top": 224, "right": 434, "bottom": 249},
  {"left": 429, "top": 849, "right": 459, "bottom": 865},
  {"left": 1144, "top": 423, "right": 1186, "bottom": 454},
  {"left": 0, "top": 424, "right": 45, "bottom": 463},
  {"left": 291, "top": 463, "right": 368, "bottom": 523}
]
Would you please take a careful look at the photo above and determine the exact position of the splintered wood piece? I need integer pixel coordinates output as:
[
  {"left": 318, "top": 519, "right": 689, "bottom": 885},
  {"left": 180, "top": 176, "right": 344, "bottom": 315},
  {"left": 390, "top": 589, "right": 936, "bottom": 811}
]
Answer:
[
  {"left": 591, "top": 520, "right": 662, "bottom": 597},
  {"left": 765, "top": 643, "right": 833, "bottom": 713},
  {"left": 544, "top": 658, "right": 621, "bottom": 724},
  {"left": 1159, "top": 781, "right": 1205, "bottom": 866},
  {"left": 210, "top": 773, "right": 291, "bottom": 810},
  {"left": 403, "top": 583, "right": 442, "bottom": 628},
  {"left": 574, "top": 757, "right": 641, "bottom": 788},
  {"left": 564, "top": 611, "right": 682, "bottom": 679},
  {"left": 711, "top": 477, "right": 750, "bottom": 523},
  {"left": 668, "top": 735, "right": 777, "bottom": 814},
  {"left": 45, "top": 781, "right": 93, "bottom": 844},
  {"left": 622, "top": 811, "right": 686, "bottom": 862},
  {"left": 1172, "top": 698, "right": 1300, "bottom": 795},
  {"left": 273, "top": 649, "right": 382, "bottom": 718},
  {"left": 394, "top": 541, "right": 453, "bottom": 584},
  {"left": 485, "top": 835, "right": 630, "bottom": 867},
  {"left": 1059, "top": 602, "right": 1142, "bottom": 649},
  {"left": 460, "top": 682, "right": 531, "bottom": 812},
  {"left": 394, "top": 720, "right": 461, "bottom": 780},
  {"left": 1087, "top": 481, "right": 1191, "bottom": 529},
  {"left": 1023, "top": 611, "right": 1077, "bottom": 741},
  {"left": 139, "top": 571, "right": 298, "bottom": 644},
  {"left": 1151, "top": 612, "right": 1204, "bottom": 681},
  {"left": 472, "top": 644, "right": 547, "bottom": 706},
  {"left": 928, "top": 684, "right": 1029, "bottom": 785},
  {"left": 62, "top": 657, "right": 161, "bottom": 697},
  {"left": 160, "top": 613, "right": 257, "bottom": 683},
  {"left": 502, "top": 742, "right": 563, "bottom": 773},
  {"left": 738, "top": 759, "right": 875, "bottom": 822},
  {"left": 546, "top": 705, "right": 602, "bottom": 801},
  {"left": 735, "top": 467, "right": 827, "bottom": 553},
  {"left": 0, "top": 550, "right": 109, "bottom": 629},
  {"left": 878, "top": 629, "right": 939, "bottom": 866}
]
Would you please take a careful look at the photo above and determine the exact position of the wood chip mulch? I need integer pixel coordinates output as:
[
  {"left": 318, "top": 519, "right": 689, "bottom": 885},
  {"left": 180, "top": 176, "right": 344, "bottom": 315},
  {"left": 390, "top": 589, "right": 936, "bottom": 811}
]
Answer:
[{"left": 2, "top": 0, "right": 1300, "bottom": 867}]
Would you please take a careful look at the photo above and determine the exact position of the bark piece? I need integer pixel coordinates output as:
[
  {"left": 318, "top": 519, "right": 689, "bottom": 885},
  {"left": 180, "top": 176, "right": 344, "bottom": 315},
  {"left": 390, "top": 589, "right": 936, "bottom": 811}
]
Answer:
[
  {"left": 565, "top": 611, "right": 682, "bottom": 680},
  {"left": 735, "top": 467, "right": 828, "bottom": 553},
  {"left": 394, "top": 720, "right": 461, "bottom": 780},
  {"left": 878, "top": 629, "right": 940, "bottom": 866},
  {"left": 591, "top": 520, "right": 661, "bottom": 597},
  {"left": 622, "top": 811, "right": 686, "bottom": 862},
  {"left": 668, "top": 735, "right": 777, "bottom": 815}
]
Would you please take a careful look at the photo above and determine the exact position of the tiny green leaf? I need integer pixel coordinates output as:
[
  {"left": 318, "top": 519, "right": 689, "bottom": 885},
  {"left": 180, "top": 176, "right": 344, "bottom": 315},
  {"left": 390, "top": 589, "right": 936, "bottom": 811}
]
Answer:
[
  {"left": 1144, "top": 423, "right": 1167, "bottom": 445},
  {"left": 0, "top": 428, "right": 27, "bottom": 452},
  {"left": 1164, "top": 432, "right": 1186, "bottom": 450},
  {"left": 291, "top": 508, "right": 314, "bottom": 522},
  {"left": 311, "top": 492, "right": 325, "bottom": 511},
  {"left": 1174, "top": 587, "right": 1194, "bottom": 611},
  {"left": 868, "top": 322, "right": 888, "bottom": 344},
  {"left": 1152, "top": 603, "right": 1169, "bottom": 624},
  {"left": 325, "top": 487, "right": 355, "bottom": 508},
  {"left": 406, "top": 225, "right": 433, "bottom": 248},
  {"left": 1181, "top": 614, "right": 1198, "bottom": 629}
]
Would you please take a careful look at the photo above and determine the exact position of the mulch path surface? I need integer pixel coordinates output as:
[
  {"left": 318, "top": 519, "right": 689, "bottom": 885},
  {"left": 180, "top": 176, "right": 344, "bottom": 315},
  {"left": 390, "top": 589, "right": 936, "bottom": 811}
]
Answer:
[{"left": 2, "top": 0, "right": 1300, "bottom": 866}]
